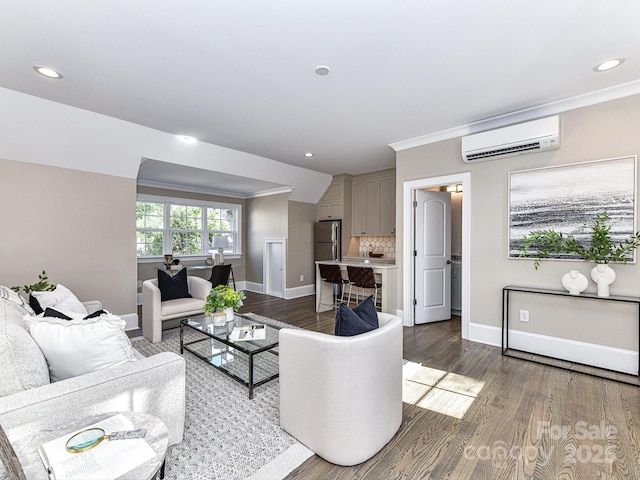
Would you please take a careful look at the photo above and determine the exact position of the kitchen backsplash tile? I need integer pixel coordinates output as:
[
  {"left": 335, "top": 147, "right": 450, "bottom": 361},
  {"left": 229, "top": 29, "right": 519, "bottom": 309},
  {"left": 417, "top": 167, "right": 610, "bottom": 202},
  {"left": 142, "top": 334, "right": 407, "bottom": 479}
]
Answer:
[{"left": 358, "top": 236, "right": 395, "bottom": 259}]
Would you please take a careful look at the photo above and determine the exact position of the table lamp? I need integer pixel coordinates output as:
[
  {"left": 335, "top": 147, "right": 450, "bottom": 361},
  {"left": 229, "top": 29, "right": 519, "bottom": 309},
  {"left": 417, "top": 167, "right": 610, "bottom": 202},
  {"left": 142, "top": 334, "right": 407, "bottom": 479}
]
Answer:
[{"left": 211, "top": 236, "right": 229, "bottom": 265}]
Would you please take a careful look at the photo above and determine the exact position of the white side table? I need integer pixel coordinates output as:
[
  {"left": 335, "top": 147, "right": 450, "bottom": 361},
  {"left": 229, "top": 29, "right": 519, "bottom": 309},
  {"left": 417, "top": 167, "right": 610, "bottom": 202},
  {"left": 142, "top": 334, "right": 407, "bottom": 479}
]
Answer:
[{"left": 9, "top": 411, "right": 168, "bottom": 480}]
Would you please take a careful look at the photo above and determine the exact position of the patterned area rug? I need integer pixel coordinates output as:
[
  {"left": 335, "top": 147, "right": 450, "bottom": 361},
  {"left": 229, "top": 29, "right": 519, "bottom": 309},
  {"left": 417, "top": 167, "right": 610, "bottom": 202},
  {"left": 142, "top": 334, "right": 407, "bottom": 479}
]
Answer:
[{"left": 131, "top": 313, "right": 313, "bottom": 480}]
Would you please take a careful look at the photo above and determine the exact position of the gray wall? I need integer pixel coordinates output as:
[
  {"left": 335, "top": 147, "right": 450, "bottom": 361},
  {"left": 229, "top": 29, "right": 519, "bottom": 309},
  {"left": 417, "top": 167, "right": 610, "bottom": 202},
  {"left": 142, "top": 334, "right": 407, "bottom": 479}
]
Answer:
[
  {"left": 287, "top": 200, "right": 316, "bottom": 288},
  {"left": 0, "top": 158, "right": 137, "bottom": 314},
  {"left": 246, "top": 193, "right": 288, "bottom": 285},
  {"left": 244, "top": 195, "right": 315, "bottom": 290},
  {"left": 396, "top": 94, "right": 640, "bottom": 348}
]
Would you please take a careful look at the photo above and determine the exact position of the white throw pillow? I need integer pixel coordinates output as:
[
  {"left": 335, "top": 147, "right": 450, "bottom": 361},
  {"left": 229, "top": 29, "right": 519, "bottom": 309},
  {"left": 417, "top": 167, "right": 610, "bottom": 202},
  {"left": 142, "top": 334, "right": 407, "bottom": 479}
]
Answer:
[
  {"left": 25, "top": 313, "right": 136, "bottom": 382},
  {"left": 0, "top": 285, "right": 35, "bottom": 314},
  {"left": 31, "top": 284, "right": 88, "bottom": 316}
]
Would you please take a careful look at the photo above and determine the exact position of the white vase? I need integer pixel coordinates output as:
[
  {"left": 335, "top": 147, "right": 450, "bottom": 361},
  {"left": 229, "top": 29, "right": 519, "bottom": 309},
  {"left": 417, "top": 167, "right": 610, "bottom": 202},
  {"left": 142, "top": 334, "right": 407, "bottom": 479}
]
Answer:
[
  {"left": 561, "top": 270, "right": 588, "bottom": 295},
  {"left": 224, "top": 306, "right": 235, "bottom": 322},
  {"left": 590, "top": 264, "right": 616, "bottom": 297}
]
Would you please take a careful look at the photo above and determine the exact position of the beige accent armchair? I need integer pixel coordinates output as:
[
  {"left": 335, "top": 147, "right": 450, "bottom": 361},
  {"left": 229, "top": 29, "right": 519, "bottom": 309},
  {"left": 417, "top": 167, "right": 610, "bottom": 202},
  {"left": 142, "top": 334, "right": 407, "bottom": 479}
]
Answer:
[
  {"left": 279, "top": 312, "right": 403, "bottom": 466},
  {"left": 142, "top": 276, "right": 212, "bottom": 343}
]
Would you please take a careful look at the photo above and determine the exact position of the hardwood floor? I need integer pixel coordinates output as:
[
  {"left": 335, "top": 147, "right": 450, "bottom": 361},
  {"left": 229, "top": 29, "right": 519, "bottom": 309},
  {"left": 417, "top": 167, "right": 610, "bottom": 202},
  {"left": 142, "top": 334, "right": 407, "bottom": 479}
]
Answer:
[{"left": 237, "top": 291, "right": 640, "bottom": 480}]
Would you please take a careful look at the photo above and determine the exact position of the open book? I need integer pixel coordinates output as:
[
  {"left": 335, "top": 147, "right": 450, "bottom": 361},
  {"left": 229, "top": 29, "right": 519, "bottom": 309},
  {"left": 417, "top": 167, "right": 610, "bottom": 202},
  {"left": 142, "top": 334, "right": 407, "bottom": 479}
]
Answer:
[
  {"left": 38, "top": 413, "right": 155, "bottom": 480},
  {"left": 229, "top": 324, "right": 266, "bottom": 341}
]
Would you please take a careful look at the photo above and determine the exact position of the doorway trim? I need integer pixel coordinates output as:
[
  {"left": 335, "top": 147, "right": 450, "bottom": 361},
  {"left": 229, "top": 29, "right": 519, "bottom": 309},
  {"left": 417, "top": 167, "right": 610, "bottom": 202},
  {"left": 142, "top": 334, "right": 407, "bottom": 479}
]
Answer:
[
  {"left": 402, "top": 172, "right": 471, "bottom": 340},
  {"left": 263, "top": 238, "right": 286, "bottom": 298}
]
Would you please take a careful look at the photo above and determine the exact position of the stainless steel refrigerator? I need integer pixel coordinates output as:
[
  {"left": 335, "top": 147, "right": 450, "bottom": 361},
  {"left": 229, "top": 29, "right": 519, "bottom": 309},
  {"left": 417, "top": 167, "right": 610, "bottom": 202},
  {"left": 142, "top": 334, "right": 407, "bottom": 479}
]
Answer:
[{"left": 314, "top": 220, "right": 342, "bottom": 262}]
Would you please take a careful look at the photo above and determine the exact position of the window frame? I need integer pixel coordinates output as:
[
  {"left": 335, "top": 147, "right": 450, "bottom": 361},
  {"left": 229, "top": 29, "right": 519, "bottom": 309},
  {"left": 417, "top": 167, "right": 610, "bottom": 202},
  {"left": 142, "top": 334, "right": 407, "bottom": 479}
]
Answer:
[
  {"left": 136, "top": 194, "right": 242, "bottom": 262},
  {"left": 135, "top": 200, "right": 165, "bottom": 257}
]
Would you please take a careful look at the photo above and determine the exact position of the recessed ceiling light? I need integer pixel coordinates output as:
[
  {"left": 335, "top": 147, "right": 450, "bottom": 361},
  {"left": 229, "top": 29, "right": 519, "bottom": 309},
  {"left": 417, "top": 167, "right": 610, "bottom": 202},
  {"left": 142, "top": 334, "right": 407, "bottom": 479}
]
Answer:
[
  {"left": 315, "top": 66, "right": 330, "bottom": 76},
  {"left": 33, "top": 66, "right": 63, "bottom": 79},
  {"left": 593, "top": 58, "right": 625, "bottom": 72},
  {"left": 304, "top": 152, "right": 315, "bottom": 157},
  {"left": 177, "top": 135, "right": 197, "bottom": 144}
]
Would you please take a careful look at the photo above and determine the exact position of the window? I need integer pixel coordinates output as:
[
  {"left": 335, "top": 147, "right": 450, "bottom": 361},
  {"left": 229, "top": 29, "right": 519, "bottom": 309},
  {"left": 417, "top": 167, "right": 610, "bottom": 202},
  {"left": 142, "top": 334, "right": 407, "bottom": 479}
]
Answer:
[
  {"left": 136, "top": 201, "right": 164, "bottom": 256},
  {"left": 207, "top": 208, "right": 236, "bottom": 253},
  {"left": 136, "top": 195, "right": 241, "bottom": 258},
  {"left": 170, "top": 204, "right": 203, "bottom": 255}
]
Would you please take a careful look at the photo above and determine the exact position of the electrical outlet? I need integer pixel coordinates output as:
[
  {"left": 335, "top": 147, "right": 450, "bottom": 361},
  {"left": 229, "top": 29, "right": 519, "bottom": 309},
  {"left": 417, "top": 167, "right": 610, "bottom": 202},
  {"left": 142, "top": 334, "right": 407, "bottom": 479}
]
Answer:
[
  {"left": 299, "top": 274, "right": 304, "bottom": 282},
  {"left": 519, "top": 310, "right": 530, "bottom": 322}
]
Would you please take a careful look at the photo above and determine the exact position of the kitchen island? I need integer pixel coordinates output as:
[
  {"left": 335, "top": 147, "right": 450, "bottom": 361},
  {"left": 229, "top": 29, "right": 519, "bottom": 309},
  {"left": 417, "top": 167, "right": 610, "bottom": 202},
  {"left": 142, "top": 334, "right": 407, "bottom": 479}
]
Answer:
[{"left": 315, "top": 260, "right": 398, "bottom": 313}]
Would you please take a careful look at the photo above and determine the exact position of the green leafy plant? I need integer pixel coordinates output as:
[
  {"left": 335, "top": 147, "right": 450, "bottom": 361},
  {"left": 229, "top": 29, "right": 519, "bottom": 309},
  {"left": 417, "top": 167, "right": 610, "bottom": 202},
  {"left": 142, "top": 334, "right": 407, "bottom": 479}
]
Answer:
[
  {"left": 520, "top": 211, "right": 640, "bottom": 269},
  {"left": 11, "top": 270, "right": 57, "bottom": 294},
  {"left": 203, "top": 285, "right": 246, "bottom": 315}
]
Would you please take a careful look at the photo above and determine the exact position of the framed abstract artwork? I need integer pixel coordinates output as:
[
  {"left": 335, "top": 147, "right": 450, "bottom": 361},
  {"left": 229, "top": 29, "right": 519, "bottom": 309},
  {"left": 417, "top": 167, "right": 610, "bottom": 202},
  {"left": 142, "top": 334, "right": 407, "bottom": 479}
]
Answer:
[{"left": 508, "top": 156, "right": 637, "bottom": 261}]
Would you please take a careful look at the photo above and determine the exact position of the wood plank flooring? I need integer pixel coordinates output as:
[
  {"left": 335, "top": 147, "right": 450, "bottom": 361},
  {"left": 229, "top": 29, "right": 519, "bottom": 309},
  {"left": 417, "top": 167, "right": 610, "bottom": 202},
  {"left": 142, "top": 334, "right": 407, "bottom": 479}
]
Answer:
[{"left": 236, "top": 292, "right": 640, "bottom": 480}]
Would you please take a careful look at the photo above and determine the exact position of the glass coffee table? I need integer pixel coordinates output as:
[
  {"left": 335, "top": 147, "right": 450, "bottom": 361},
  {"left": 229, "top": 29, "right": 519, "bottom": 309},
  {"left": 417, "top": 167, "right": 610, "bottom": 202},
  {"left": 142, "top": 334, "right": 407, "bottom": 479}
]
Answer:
[{"left": 180, "top": 313, "right": 281, "bottom": 399}]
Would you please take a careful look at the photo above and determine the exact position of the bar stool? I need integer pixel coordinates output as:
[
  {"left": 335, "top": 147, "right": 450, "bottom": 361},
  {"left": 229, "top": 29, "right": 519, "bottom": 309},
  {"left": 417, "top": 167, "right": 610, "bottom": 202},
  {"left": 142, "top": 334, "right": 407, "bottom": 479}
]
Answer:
[
  {"left": 346, "top": 265, "right": 382, "bottom": 311},
  {"left": 318, "top": 264, "right": 349, "bottom": 310}
]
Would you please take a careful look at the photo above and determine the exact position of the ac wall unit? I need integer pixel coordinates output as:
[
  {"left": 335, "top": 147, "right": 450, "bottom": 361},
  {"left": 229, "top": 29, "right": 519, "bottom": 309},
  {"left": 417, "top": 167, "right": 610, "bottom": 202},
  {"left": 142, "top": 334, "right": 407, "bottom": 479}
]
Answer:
[{"left": 461, "top": 115, "right": 560, "bottom": 163}]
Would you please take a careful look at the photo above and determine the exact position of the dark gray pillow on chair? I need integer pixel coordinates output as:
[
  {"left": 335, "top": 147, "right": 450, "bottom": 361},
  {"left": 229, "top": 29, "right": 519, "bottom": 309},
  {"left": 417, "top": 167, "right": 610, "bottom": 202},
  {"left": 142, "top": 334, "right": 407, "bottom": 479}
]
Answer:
[
  {"left": 334, "top": 296, "right": 379, "bottom": 336},
  {"left": 157, "top": 268, "right": 192, "bottom": 302}
]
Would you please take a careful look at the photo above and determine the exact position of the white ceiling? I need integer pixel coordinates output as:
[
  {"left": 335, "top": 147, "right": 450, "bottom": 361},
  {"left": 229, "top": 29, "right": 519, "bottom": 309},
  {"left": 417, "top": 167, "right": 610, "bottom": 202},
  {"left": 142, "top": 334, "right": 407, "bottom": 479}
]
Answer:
[
  {"left": 137, "top": 158, "right": 292, "bottom": 198},
  {"left": 1, "top": 1, "right": 640, "bottom": 194}
]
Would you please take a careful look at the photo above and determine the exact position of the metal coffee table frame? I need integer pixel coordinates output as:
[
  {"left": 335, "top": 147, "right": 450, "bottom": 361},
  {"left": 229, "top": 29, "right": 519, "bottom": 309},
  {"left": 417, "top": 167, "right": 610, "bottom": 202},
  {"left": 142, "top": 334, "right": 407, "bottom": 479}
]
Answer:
[{"left": 180, "top": 313, "right": 280, "bottom": 399}]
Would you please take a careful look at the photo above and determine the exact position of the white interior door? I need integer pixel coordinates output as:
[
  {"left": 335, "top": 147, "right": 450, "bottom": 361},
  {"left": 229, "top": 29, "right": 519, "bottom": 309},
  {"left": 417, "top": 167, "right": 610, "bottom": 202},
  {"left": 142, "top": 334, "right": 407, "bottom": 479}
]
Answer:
[
  {"left": 414, "top": 189, "right": 451, "bottom": 324},
  {"left": 264, "top": 239, "right": 285, "bottom": 298}
]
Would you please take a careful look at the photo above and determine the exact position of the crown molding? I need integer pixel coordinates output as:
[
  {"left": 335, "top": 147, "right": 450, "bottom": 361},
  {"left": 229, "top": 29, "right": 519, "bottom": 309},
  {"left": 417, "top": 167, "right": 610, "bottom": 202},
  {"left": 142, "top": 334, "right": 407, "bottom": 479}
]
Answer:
[
  {"left": 389, "top": 80, "right": 640, "bottom": 152},
  {"left": 247, "top": 186, "right": 295, "bottom": 198},
  {"left": 136, "top": 179, "right": 292, "bottom": 199}
]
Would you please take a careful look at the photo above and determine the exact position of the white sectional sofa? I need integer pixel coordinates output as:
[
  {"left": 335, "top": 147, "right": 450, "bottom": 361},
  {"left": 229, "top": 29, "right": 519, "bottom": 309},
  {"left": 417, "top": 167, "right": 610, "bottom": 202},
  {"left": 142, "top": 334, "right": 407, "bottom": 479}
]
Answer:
[{"left": 0, "top": 296, "right": 186, "bottom": 479}]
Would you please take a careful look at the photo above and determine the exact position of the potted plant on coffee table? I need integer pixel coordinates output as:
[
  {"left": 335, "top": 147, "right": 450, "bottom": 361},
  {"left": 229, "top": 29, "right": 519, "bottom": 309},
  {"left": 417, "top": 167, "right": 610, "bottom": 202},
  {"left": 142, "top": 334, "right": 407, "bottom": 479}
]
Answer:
[{"left": 203, "top": 285, "right": 246, "bottom": 325}]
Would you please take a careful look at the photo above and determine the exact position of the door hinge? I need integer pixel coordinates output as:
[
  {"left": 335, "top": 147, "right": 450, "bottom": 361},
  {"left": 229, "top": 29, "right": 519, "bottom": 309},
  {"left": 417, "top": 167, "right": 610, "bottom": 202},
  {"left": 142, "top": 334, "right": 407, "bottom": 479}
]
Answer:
[
  {"left": 413, "top": 200, "right": 417, "bottom": 208},
  {"left": 413, "top": 298, "right": 417, "bottom": 305},
  {"left": 413, "top": 250, "right": 417, "bottom": 256}
]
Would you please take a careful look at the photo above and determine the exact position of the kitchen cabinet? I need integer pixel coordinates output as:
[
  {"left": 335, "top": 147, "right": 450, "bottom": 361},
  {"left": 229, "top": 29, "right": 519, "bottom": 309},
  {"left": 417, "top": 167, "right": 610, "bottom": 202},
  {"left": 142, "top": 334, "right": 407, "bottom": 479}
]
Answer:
[
  {"left": 351, "top": 171, "right": 395, "bottom": 236},
  {"left": 317, "top": 175, "right": 353, "bottom": 256},
  {"left": 378, "top": 176, "right": 395, "bottom": 235},
  {"left": 317, "top": 202, "right": 342, "bottom": 220},
  {"left": 317, "top": 176, "right": 352, "bottom": 222}
]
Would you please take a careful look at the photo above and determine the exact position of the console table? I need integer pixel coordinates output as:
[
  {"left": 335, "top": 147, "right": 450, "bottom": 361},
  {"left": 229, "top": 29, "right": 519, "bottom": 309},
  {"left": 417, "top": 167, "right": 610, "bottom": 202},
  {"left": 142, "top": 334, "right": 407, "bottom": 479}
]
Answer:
[{"left": 502, "top": 285, "right": 640, "bottom": 385}]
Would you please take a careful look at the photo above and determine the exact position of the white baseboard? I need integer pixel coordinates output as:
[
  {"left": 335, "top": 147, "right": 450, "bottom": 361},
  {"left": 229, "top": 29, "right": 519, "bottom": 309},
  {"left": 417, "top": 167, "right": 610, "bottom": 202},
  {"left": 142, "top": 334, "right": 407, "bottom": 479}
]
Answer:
[
  {"left": 243, "top": 282, "right": 315, "bottom": 300},
  {"left": 244, "top": 282, "right": 263, "bottom": 294},
  {"left": 285, "top": 285, "right": 315, "bottom": 299},
  {"left": 468, "top": 322, "right": 501, "bottom": 347},
  {"left": 509, "top": 329, "right": 638, "bottom": 375},
  {"left": 468, "top": 323, "right": 638, "bottom": 375},
  {"left": 120, "top": 312, "right": 139, "bottom": 331},
  {"left": 233, "top": 280, "right": 247, "bottom": 292}
]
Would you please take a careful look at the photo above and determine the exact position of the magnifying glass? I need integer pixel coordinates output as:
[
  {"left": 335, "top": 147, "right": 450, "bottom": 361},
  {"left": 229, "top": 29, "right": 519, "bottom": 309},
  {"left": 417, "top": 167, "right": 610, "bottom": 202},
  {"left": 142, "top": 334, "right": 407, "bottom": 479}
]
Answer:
[
  {"left": 66, "top": 427, "right": 147, "bottom": 453},
  {"left": 66, "top": 428, "right": 107, "bottom": 453}
]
